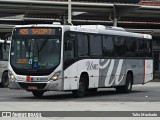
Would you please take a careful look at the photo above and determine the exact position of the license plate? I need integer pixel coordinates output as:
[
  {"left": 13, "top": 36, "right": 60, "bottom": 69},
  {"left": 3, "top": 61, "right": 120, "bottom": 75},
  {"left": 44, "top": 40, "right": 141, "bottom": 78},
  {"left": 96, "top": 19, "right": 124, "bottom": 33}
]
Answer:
[{"left": 28, "top": 86, "right": 37, "bottom": 90}]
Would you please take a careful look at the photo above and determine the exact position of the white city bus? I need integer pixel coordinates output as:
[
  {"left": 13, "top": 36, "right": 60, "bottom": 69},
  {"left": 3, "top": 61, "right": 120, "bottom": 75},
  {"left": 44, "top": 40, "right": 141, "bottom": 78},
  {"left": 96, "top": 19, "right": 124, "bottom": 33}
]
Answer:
[
  {"left": 9, "top": 24, "right": 153, "bottom": 97},
  {"left": 0, "top": 39, "right": 10, "bottom": 87}
]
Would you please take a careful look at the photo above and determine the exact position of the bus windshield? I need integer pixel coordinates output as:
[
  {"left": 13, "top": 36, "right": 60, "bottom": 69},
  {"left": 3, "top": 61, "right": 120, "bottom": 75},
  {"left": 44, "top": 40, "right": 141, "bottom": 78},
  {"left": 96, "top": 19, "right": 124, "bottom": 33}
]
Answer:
[
  {"left": 10, "top": 27, "right": 62, "bottom": 75},
  {"left": 11, "top": 37, "right": 61, "bottom": 69}
]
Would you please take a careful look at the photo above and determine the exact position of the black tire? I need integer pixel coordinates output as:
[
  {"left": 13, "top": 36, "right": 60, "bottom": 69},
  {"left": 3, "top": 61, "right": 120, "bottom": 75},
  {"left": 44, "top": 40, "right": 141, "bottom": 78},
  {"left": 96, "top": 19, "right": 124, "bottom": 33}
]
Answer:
[
  {"left": 2, "top": 72, "right": 9, "bottom": 88},
  {"left": 86, "top": 88, "right": 98, "bottom": 93},
  {"left": 116, "top": 73, "right": 133, "bottom": 93},
  {"left": 72, "top": 76, "right": 86, "bottom": 98},
  {"left": 32, "top": 91, "right": 44, "bottom": 98}
]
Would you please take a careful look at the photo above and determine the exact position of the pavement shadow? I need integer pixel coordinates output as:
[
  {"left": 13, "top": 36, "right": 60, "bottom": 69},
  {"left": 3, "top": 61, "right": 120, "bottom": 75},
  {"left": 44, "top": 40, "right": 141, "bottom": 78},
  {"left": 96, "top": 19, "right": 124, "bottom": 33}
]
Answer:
[{"left": 13, "top": 89, "right": 144, "bottom": 102}]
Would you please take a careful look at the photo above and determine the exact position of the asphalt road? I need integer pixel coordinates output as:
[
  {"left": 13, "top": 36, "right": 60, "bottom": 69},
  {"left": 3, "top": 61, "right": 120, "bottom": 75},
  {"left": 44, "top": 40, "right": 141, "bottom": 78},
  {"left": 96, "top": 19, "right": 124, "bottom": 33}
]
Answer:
[
  {"left": 0, "top": 82, "right": 159, "bottom": 102},
  {"left": 0, "top": 82, "right": 160, "bottom": 119}
]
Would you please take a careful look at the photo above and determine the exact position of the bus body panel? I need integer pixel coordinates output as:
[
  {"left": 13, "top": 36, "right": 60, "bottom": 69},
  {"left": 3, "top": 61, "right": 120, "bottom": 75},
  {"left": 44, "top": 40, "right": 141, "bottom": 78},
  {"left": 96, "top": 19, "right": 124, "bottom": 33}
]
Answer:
[
  {"left": 144, "top": 59, "right": 153, "bottom": 83},
  {"left": 78, "top": 59, "right": 99, "bottom": 88},
  {"left": 99, "top": 59, "right": 126, "bottom": 87},
  {"left": 63, "top": 62, "right": 78, "bottom": 90},
  {"left": 64, "top": 59, "right": 127, "bottom": 90},
  {"left": 0, "top": 61, "right": 8, "bottom": 83},
  {"left": 126, "top": 59, "right": 144, "bottom": 84}
]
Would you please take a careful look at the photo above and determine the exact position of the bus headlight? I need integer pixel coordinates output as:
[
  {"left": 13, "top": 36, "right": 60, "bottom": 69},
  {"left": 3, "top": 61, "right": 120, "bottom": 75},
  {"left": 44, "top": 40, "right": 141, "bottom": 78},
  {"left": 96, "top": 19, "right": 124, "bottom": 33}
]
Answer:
[
  {"left": 9, "top": 72, "right": 16, "bottom": 81},
  {"left": 50, "top": 71, "right": 61, "bottom": 81},
  {"left": 51, "top": 75, "right": 58, "bottom": 81}
]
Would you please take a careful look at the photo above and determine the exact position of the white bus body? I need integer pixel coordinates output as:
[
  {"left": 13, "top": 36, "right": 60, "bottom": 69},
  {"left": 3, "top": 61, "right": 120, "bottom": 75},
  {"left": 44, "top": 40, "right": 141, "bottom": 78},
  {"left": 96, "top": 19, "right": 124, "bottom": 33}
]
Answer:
[
  {"left": 9, "top": 24, "right": 153, "bottom": 97},
  {"left": 0, "top": 39, "right": 10, "bottom": 87}
]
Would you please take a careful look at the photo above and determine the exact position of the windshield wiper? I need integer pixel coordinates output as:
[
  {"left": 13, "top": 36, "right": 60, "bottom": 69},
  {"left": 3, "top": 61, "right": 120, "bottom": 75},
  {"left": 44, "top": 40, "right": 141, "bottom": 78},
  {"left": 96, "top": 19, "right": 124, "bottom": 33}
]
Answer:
[{"left": 38, "top": 39, "right": 48, "bottom": 53}]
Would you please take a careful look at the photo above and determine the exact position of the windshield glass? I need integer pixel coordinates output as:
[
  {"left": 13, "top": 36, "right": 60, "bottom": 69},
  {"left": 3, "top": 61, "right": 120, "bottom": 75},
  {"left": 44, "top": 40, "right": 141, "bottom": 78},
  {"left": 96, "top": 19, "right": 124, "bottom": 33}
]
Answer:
[{"left": 11, "top": 37, "right": 61, "bottom": 70}]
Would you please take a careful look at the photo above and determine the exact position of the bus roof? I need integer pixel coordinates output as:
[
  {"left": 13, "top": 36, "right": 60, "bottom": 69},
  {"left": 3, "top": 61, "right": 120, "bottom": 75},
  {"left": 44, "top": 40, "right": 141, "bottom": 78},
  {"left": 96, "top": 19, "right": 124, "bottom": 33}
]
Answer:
[
  {"left": 14, "top": 24, "right": 152, "bottom": 40},
  {"left": 69, "top": 25, "right": 152, "bottom": 39}
]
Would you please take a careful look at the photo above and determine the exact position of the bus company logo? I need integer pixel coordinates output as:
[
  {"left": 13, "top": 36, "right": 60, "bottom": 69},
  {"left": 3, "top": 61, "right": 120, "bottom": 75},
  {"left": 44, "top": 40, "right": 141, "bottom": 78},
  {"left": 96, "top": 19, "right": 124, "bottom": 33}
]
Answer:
[
  {"left": 70, "top": 26, "right": 98, "bottom": 33},
  {"left": 86, "top": 61, "right": 99, "bottom": 70}
]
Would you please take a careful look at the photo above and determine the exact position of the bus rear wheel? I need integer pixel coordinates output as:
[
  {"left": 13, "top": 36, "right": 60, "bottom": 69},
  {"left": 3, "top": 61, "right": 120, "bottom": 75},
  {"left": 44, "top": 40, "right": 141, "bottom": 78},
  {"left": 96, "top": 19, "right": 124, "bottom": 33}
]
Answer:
[
  {"left": 116, "top": 73, "right": 133, "bottom": 93},
  {"left": 2, "top": 72, "right": 9, "bottom": 88},
  {"left": 72, "top": 76, "right": 86, "bottom": 98},
  {"left": 32, "top": 91, "right": 44, "bottom": 98}
]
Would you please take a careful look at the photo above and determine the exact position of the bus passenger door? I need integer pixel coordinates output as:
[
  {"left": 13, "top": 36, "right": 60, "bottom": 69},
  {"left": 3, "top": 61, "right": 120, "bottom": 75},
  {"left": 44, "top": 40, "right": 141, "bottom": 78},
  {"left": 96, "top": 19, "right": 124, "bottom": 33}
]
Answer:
[{"left": 63, "top": 32, "right": 78, "bottom": 90}]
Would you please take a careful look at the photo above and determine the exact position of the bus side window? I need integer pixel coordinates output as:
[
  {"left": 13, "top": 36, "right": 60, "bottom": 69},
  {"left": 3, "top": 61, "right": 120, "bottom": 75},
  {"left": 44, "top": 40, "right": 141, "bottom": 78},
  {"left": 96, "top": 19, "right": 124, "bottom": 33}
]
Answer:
[
  {"left": 77, "top": 34, "right": 89, "bottom": 57},
  {"left": 138, "top": 39, "right": 145, "bottom": 57},
  {"left": 144, "top": 39, "right": 152, "bottom": 58},
  {"left": 64, "top": 33, "right": 75, "bottom": 61},
  {"left": 102, "top": 35, "right": 114, "bottom": 57},
  {"left": 114, "top": 37, "right": 125, "bottom": 57},
  {"left": 2, "top": 44, "right": 9, "bottom": 61},
  {"left": 126, "top": 38, "right": 137, "bottom": 57},
  {"left": 89, "top": 34, "right": 102, "bottom": 56}
]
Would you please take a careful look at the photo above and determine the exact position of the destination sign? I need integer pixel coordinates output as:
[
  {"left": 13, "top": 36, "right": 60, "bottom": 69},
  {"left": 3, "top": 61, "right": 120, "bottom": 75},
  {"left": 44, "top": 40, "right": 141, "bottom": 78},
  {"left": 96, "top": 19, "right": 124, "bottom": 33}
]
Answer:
[
  {"left": 19, "top": 28, "right": 53, "bottom": 35},
  {"left": 14, "top": 27, "right": 62, "bottom": 36},
  {"left": 19, "top": 29, "right": 29, "bottom": 35},
  {"left": 32, "top": 28, "right": 51, "bottom": 35}
]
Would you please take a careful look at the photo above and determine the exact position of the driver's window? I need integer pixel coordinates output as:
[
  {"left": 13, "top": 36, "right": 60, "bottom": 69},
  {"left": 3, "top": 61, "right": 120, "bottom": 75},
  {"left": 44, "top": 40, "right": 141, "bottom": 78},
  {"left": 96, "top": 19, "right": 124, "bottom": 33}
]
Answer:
[{"left": 64, "top": 32, "right": 75, "bottom": 61}]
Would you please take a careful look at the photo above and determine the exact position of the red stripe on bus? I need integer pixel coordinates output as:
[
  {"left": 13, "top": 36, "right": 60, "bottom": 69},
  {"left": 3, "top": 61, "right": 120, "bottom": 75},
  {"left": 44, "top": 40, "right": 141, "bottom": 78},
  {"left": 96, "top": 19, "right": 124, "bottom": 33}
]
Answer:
[{"left": 26, "top": 76, "right": 31, "bottom": 81}]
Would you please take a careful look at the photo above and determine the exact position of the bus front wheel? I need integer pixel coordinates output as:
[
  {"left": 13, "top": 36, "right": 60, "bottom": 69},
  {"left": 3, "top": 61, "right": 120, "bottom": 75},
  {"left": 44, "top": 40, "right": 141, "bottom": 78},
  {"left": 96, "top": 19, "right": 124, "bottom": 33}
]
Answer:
[
  {"left": 32, "top": 91, "right": 44, "bottom": 98},
  {"left": 2, "top": 72, "right": 9, "bottom": 88},
  {"left": 116, "top": 73, "right": 133, "bottom": 93},
  {"left": 72, "top": 76, "right": 86, "bottom": 98}
]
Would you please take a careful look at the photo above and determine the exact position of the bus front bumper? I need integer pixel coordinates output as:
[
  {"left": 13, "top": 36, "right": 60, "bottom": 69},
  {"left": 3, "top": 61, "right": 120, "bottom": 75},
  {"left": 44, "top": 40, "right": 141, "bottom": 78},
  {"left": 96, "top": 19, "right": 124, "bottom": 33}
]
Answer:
[{"left": 9, "top": 80, "right": 62, "bottom": 91}]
